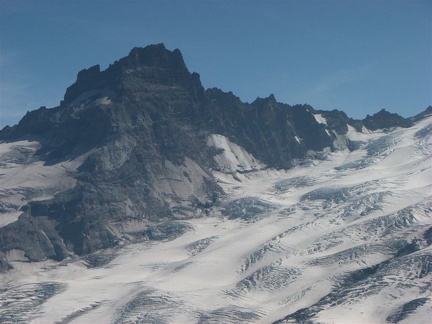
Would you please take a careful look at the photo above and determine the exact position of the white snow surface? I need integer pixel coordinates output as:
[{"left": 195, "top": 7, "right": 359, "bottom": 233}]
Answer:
[
  {"left": 313, "top": 113, "right": 327, "bottom": 125},
  {"left": 0, "top": 140, "right": 86, "bottom": 228},
  {"left": 207, "top": 134, "right": 266, "bottom": 173},
  {"left": 1, "top": 117, "right": 431, "bottom": 323}
]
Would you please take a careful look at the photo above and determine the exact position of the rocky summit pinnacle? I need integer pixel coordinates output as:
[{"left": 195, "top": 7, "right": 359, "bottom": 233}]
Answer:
[
  {"left": 0, "top": 44, "right": 426, "bottom": 271},
  {"left": 63, "top": 43, "right": 197, "bottom": 104}
]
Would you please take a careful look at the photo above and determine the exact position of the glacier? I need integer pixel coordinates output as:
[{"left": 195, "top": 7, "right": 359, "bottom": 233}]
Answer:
[{"left": 0, "top": 115, "right": 431, "bottom": 323}]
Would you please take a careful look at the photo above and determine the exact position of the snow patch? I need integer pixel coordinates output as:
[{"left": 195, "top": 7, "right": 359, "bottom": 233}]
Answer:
[
  {"left": 95, "top": 96, "right": 112, "bottom": 105},
  {"left": 0, "top": 212, "right": 22, "bottom": 228},
  {"left": 313, "top": 113, "right": 327, "bottom": 125},
  {"left": 5, "top": 249, "right": 28, "bottom": 262},
  {"left": 207, "top": 134, "right": 266, "bottom": 173},
  {"left": 0, "top": 140, "right": 88, "bottom": 228}
]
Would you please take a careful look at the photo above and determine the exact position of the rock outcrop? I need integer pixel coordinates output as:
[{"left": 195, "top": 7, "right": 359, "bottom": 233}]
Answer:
[{"left": 363, "top": 108, "right": 413, "bottom": 130}]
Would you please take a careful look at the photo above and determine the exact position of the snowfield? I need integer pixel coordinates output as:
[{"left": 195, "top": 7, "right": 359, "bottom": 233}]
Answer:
[{"left": 0, "top": 116, "right": 431, "bottom": 323}]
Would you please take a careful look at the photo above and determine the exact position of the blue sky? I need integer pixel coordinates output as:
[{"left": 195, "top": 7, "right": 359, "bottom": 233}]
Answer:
[{"left": 0, "top": 0, "right": 431, "bottom": 128}]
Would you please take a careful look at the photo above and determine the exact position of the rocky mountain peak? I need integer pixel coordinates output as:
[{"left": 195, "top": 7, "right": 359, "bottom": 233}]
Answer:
[
  {"left": 0, "top": 43, "right": 428, "bottom": 273},
  {"left": 63, "top": 43, "right": 196, "bottom": 104},
  {"left": 125, "top": 43, "right": 189, "bottom": 74},
  {"left": 363, "top": 108, "right": 412, "bottom": 130},
  {"left": 0, "top": 43, "right": 431, "bottom": 323},
  {"left": 63, "top": 64, "right": 103, "bottom": 103},
  {"left": 252, "top": 93, "right": 278, "bottom": 107}
]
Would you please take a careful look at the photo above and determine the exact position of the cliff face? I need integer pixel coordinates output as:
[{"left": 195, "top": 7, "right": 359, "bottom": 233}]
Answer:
[{"left": 0, "top": 44, "right": 417, "bottom": 269}]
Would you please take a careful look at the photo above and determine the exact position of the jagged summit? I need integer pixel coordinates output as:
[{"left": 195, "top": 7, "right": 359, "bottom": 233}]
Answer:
[
  {"left": 124, "top": 44, "right": 189, "bottom": 74},
  {"left": 363, "top": 108, "right": 412, "bottom": 130},
  {"left": 63, "top": 43, "right": 198, "bottom": 104},
  {"left": 252, "top": 93, "right": 278, "bottom": 105}
]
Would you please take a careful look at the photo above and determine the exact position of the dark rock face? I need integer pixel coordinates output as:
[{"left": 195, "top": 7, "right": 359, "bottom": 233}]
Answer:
[
  {"left": 62, "top": 44, "right": 196, "bottom": 104},
  {"left": 203, "top": 90, "right": 333, "bottom": 168},
  {"left": 0, "top": 213, "right": 70, "bottom": 267},
  {"left": 316, "top": 109, "right": 357, "bottom": 134},
  {"left": 363, "top": 109, "right": 412, "bottom": 130},
  {"left": 0, "top": 44, "right": 419, "bottom": 264}
]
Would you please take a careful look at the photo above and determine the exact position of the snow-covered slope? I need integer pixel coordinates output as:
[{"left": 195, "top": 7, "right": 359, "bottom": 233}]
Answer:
[
  {"left": 0, "top": 140, "right": 82, "bottom": 230},
  {"left": 0, "top": 117, "right": 431, "bottom": 323},
  {"left": 207, "top": 134, "right": 266, "bottom": 173}
]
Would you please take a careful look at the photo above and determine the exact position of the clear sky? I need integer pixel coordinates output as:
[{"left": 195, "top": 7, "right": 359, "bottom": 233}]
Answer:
[{"left": 0, "top": 0, "right": 431, "bottom": 128}]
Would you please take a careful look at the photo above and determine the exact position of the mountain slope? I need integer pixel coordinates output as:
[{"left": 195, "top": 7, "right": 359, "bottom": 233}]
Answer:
[
  {"left": 0, "top": 44, "right": 373, "bottom": 264},
  {"left": 0, "top": 110, "right": 430, "bottom": 323},
  {"left": 0, "top": 43, "right": 430, "bottom": 323}
]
